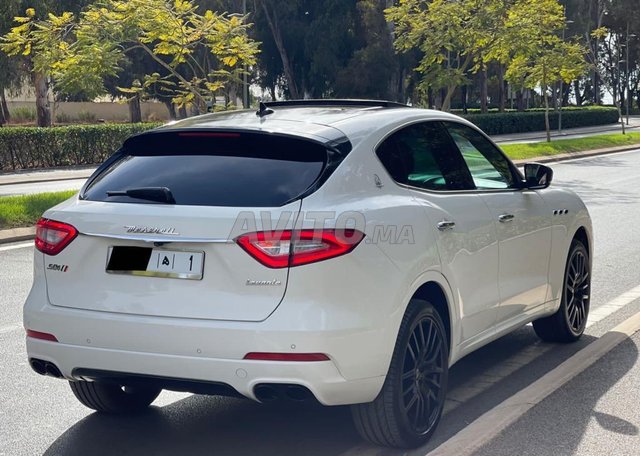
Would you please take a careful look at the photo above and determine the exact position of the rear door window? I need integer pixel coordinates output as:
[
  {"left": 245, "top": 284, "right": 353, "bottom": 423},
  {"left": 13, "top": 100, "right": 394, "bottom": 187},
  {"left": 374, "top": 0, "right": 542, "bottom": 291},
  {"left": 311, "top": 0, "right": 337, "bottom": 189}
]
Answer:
[
  {"left": 82, "top": 132, "right": 330, "bottom": 207},
  {"left": 443, "top": 122, "right": 517, "bottom": 190},
  {"left": 376, "top": 121, "right": 474, "bottom": 191}
]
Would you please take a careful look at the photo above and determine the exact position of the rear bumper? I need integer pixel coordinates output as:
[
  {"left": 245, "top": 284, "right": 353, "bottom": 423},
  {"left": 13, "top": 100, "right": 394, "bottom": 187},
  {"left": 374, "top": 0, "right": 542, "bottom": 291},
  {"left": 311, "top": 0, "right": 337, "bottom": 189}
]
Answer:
[
  {"left": 26, "top": 338, "right": 383, "bottom": 406},
  {"left": 24, "top": 277, "right": 387, "bottom": 406}
]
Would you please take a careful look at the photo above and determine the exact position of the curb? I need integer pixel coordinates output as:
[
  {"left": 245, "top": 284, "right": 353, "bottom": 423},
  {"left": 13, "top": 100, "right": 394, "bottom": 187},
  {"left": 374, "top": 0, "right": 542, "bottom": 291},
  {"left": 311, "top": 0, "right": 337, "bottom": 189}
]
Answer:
[
  {"left": 1, "top": 145, "right": 639, "bottom": 246},
  {"left": 512, "top": 143, "right": 640, "bottom": 165},
  {"left": 0, "top": 174, "right": 92, "bottom": 186},
  {"left": 0, "top": 227, "right": 35, "bottom": 245}
]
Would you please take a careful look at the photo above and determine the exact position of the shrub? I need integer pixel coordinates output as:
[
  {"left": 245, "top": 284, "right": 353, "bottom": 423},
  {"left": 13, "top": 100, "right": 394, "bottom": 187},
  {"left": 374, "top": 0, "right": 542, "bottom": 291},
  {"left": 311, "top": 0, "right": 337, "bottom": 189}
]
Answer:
[
  {"left": 0, "top": 123, "right": 161, "bottom": 171},
  {"left": 77, "top": 110, "right": 98, "bottom": 123},
  {"left": 10, "top": 107, "right": 37, "bottom": 123},
  {"left": 55, "top": 111, "right": 73, "bottom": 124},
  {"left": 460, "top": 106, "right": 619, "bottom": 135}
]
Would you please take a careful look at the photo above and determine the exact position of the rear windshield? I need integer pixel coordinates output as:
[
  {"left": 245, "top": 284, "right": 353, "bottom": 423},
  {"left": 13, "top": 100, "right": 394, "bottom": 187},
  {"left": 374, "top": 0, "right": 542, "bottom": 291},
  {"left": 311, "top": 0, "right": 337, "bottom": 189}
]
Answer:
[{"left": 82, "top": 132, "right": 328, "bottom": 207}]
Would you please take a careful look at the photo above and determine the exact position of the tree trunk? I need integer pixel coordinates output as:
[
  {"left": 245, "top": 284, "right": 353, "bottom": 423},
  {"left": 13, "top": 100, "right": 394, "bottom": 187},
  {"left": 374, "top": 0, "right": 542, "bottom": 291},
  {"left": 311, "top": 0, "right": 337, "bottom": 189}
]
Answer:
[
  {"left": 427, "top": 87, "right": 434, "bottom": 109},
  {"left": 516, "top": 90, "right": 525, "bottom": 112},
  {"left": 178, "top": 105, "right": 188, "bottom": 119},
  {"left": 617, "top": 101, "right": 626, "bottom": 135},
  {"left": 1, "top": 88, "right": 10, "bottom": 124},
  {"left": 543, "top": 68, "right": 551, "bottom": 143},
  {"left": 441, "top": 86, "right": 455, "bottom": 112},
  {"left": 480, "top": 67, "right": 488, "bottom": 113},
  {"left": 461, "top": 85, "right": 468, "bottom": 114},
  {"left": 497, "top": 65, "right": 506, "bottom": 112},
  {"left": 163, "top": 101, "right": 177, "bottom": 120},
  {"left": 33, "top": 72, "right": 51, "bottom": 127},
  {"left": 128, "top": 95, "right": 142, "bottom": 123},
  {"left": 573, "top": 79, "right": 582, "bottom": 106},
  {"left": 259, "top": 1, "right": 300, "bottom": 99}
]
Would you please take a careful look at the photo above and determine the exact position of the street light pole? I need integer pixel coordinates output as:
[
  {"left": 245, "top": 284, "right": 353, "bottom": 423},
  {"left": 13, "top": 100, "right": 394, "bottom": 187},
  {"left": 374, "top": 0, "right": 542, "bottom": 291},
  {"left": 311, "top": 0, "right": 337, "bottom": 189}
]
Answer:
[
  {"left": 558, "top": 19, "right": 573, "bottom": 134},
  {"left": 242, "top": 0, "right": 249, "bottom": 109},
  {"left": 625, "top": 22, "right": 636, "bottom": 126}
]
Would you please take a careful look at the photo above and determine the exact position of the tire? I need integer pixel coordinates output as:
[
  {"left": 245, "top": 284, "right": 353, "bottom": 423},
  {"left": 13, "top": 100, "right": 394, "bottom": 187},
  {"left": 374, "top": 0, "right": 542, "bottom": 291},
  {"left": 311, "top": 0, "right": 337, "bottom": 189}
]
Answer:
[
  {"left": 533, "top": 239, "right": 590, "bottom": 343},
  {"left": 351, "top": 299, "right": 449, "bottom": 449},
  {"left": 69, "top": 380, "right": 161, "bottom": 413}
]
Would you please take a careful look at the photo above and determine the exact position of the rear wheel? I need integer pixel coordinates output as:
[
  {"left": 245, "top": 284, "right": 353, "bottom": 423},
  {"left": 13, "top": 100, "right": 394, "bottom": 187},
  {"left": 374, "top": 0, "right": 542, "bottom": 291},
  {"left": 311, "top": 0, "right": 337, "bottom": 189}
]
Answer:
[
  {"left": 533, "top": 240, "right": 590, "bottom": 343},
  {"left": 69, "top": 380, "right": 161, "bottom": 413},
  {"left": 351, "top": 299, "right": 449, "bottom": 448}
]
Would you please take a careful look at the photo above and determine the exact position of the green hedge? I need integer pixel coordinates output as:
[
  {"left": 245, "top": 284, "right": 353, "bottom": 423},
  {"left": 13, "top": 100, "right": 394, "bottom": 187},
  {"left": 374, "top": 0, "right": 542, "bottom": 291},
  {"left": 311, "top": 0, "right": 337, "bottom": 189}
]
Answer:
[
  {"left": 0, "top": 123, "right": 161, "bottom": 171},
  {"left": 461, "top": 107, "right": 619, "bottom": 135}
]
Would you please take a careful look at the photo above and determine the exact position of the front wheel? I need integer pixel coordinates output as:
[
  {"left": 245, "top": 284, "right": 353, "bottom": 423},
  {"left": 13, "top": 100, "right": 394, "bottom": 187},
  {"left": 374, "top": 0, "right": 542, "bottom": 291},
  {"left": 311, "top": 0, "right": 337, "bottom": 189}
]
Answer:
[
  {"left": 533, "top": 239, "right": 590, "bottom": 343},
  {"left": 351, "top": 299, "right": 449, "bottom": 449},
  {"left": 69, "top": 380, "right": 161, "bottom": 413}
]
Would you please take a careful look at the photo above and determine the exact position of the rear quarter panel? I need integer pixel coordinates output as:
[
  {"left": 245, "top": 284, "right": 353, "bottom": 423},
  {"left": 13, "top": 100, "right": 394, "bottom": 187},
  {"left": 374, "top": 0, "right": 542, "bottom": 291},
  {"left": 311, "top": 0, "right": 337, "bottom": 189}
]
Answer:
[{"left": 537, "top": 188, "right": 592, "bottom": 311}]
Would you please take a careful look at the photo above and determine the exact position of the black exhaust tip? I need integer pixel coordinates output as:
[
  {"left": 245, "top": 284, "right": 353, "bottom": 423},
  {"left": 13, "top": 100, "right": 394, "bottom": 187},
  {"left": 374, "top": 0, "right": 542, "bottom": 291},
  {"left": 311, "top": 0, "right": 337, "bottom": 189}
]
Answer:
[
  {"left": 29, "top": 358, "right": 63, "bottom": 378},
  {"left": 30, "top": 358, "right": 47, "bottom": 376},
  {"left": 254, "top": 383, "right": 316, "bottom": 403},
  {"left": 254, "top": 384, "right": 279, "bottom": 402},
  {"left": 45, "top": 362, "right": 63, "bottom": 378},
  {"left": 284, "top": 385, "right": 313, "bottom": 402}
]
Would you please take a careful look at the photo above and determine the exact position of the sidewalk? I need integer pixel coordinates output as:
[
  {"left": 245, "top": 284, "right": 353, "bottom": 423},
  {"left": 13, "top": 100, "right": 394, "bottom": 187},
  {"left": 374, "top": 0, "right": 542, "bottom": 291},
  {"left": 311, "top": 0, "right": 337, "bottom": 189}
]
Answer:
[
  {"left": 473, "top": 330, "right": 640, "bottom": 456},
  {"left": 0, "top": 165, "right": 96, "bottom": 186},
  {"left": 493, "top": 116, "right": 640, "bottom": 144}
]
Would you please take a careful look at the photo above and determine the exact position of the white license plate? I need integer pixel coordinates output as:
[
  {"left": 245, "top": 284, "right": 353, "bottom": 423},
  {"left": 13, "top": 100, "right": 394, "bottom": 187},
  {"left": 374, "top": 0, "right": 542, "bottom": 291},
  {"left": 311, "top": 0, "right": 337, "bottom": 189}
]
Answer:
[
  {"left": 146, "top": 250, "right": 204, "bottom": 280},
  {"left": 106, "top": 247, "right": 205, "bottom": 280}
]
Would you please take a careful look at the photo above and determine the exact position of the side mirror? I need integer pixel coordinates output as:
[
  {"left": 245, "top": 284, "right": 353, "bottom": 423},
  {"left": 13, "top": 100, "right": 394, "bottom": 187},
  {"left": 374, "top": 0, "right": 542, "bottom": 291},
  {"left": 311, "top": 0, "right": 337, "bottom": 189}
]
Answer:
[{"left": 524, "top": 163, "right": 553, "bottom": 189}]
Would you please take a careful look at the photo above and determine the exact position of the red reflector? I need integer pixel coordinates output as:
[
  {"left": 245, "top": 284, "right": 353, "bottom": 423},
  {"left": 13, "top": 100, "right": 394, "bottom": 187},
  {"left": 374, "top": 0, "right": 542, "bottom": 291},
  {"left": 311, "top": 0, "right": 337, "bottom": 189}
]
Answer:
[
  {"left": 178, "top": 132, "right": 241, "bottom": 138},
  {"left": 236, "top": 229, "right": 364, "bottom": 269},
  {"left": 35, "top": 218, "right": 78, "bottom": 256},
  {"left": 26, "top": 329, "right": 58, "bottom": 342},
  {"left": 244, "top": 352, "right": 330, "bottom": 362}
]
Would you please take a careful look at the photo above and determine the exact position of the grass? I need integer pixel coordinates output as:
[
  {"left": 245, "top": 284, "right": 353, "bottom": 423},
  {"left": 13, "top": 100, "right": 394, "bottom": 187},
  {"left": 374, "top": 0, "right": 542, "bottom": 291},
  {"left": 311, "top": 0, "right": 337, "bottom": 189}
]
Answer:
[
  {"left": 0, "top": 190, "right": 77, "bottom": 230},
  {"left": 501, "top": 132, "right": 640, "bottom": 160}
]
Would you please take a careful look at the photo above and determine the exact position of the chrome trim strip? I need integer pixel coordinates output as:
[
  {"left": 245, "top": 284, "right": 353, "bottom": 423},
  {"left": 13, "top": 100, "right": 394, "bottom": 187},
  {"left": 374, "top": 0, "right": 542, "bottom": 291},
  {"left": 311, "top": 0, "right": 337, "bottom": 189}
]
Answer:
[
  {"left": 105, "top": 269, "right": 203, "bottom": 280},
  {"left": 83, "top": 232, "right": 233, "bottom": 244}
]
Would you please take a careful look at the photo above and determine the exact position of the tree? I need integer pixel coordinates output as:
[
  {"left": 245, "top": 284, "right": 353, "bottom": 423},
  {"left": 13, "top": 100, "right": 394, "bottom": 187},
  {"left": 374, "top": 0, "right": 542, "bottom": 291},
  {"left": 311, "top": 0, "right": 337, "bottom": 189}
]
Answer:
[
  {"left": 386, "top": 0, "right": 517, "bottom": 111},
  {"left": 0, "top": 1, "right": 92, "bottom": 127},
  {"left": 503, "top": 0, "right": 587, "bottom": 141},
  {"left": 385, "top": 0, "right": 587, "bottom": 113},
  {"left": 1, "top": 0, "right": 259, "bottom": 117}
]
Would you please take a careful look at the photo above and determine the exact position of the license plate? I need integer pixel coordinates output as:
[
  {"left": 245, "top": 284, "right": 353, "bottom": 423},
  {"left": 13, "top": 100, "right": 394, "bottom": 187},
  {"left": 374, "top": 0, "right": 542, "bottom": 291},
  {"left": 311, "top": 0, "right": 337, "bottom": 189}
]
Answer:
[{"left": 106, "top": 246, "right": 204, "bottom": 280}]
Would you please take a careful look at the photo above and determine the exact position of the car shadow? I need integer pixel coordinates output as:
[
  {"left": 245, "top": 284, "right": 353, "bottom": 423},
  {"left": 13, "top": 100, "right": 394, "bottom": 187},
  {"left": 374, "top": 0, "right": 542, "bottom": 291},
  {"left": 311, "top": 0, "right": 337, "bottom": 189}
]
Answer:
[
  {"left": 42, "top": 328, "right": 637, "bottom": 456},
  {"left": 44, "top": 395, "right": 361, "bottom": 456},
  {"left": 464, "top": 335, "right": 640, "bottom": 456}
]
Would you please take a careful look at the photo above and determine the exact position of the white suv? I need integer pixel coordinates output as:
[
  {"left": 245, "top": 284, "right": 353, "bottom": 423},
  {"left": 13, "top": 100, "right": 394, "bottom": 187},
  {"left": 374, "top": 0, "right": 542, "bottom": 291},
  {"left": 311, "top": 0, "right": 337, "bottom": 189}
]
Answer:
[{"left": 24, "top": 100, "right": 592, "bottom": 448}]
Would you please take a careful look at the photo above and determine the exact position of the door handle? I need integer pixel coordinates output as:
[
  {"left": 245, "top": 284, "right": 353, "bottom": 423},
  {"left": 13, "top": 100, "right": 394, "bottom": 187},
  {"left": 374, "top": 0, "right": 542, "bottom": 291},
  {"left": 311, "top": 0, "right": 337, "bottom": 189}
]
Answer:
[
  {"left": 498, "top": 214, "right": 515, "bottom": 223},
  {"left": 437, "top": 220, "right": 456, "bottom": 231}
]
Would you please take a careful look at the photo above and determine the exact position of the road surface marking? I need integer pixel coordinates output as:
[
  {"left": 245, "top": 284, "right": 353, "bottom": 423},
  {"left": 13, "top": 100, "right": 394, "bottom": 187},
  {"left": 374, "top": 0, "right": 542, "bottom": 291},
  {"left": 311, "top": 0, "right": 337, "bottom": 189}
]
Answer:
[
  {"left": 428, "top": 297, "right": 640, "bottom": 456},
  {"left": 442, "top": 288, "right": 635, "bottom": 414},
  {"left": 0, "top": 242, "right": 33, "bottom": 252}
]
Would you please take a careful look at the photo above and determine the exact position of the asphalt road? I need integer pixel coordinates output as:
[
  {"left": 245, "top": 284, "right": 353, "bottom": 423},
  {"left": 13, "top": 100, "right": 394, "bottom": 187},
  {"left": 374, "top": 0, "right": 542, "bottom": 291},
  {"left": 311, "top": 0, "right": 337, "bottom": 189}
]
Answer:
[{"left": 2, "top": 149, "right": 640, "bottom": 456}]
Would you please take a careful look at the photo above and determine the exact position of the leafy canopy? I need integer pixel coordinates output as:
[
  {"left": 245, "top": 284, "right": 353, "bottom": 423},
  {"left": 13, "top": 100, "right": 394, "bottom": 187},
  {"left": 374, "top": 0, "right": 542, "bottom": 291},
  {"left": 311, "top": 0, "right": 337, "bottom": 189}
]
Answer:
[{"left": 0, "top": 0, "right": 260, "bottom": 109}]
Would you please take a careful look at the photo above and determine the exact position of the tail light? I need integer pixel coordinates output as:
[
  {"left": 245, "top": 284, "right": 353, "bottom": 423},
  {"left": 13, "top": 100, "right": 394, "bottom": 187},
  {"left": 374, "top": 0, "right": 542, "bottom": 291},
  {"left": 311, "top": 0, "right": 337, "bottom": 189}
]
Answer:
[
  {"left": 236, "top": 229, "right": 365, "bottom": 268},
  {"left": 26, "top": 329, "right": 58, "bottom": 342},
  {"left": 35, "top": 218, "right": 78, "bottom": 255},
  {"left": 244, "top": 352, "right": 330, "bottom": 362}
]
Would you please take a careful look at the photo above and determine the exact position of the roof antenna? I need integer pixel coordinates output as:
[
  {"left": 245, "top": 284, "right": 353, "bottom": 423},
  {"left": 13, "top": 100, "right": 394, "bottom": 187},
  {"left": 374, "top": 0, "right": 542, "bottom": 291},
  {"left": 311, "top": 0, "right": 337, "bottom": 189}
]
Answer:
[{"left": 256, "top": 102, "right": 274, "bottom": 118}]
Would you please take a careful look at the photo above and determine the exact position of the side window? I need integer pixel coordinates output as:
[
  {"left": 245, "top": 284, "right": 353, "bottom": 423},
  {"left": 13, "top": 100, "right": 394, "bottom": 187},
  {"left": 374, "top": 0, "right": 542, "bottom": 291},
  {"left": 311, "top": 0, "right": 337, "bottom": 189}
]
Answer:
[
  {"left": 376, "top": 122, "right": 473, "bottom": 191},
  {"left": 444, "top": 122, "right": 517, "bottom": 190}
]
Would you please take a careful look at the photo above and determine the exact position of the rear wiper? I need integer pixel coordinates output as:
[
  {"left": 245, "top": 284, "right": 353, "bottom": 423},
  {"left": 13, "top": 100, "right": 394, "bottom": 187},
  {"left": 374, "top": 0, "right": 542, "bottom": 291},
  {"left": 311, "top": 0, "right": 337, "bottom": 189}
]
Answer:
[{"left": 106, "top": 187, "right": 176, "bottom": 204}]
